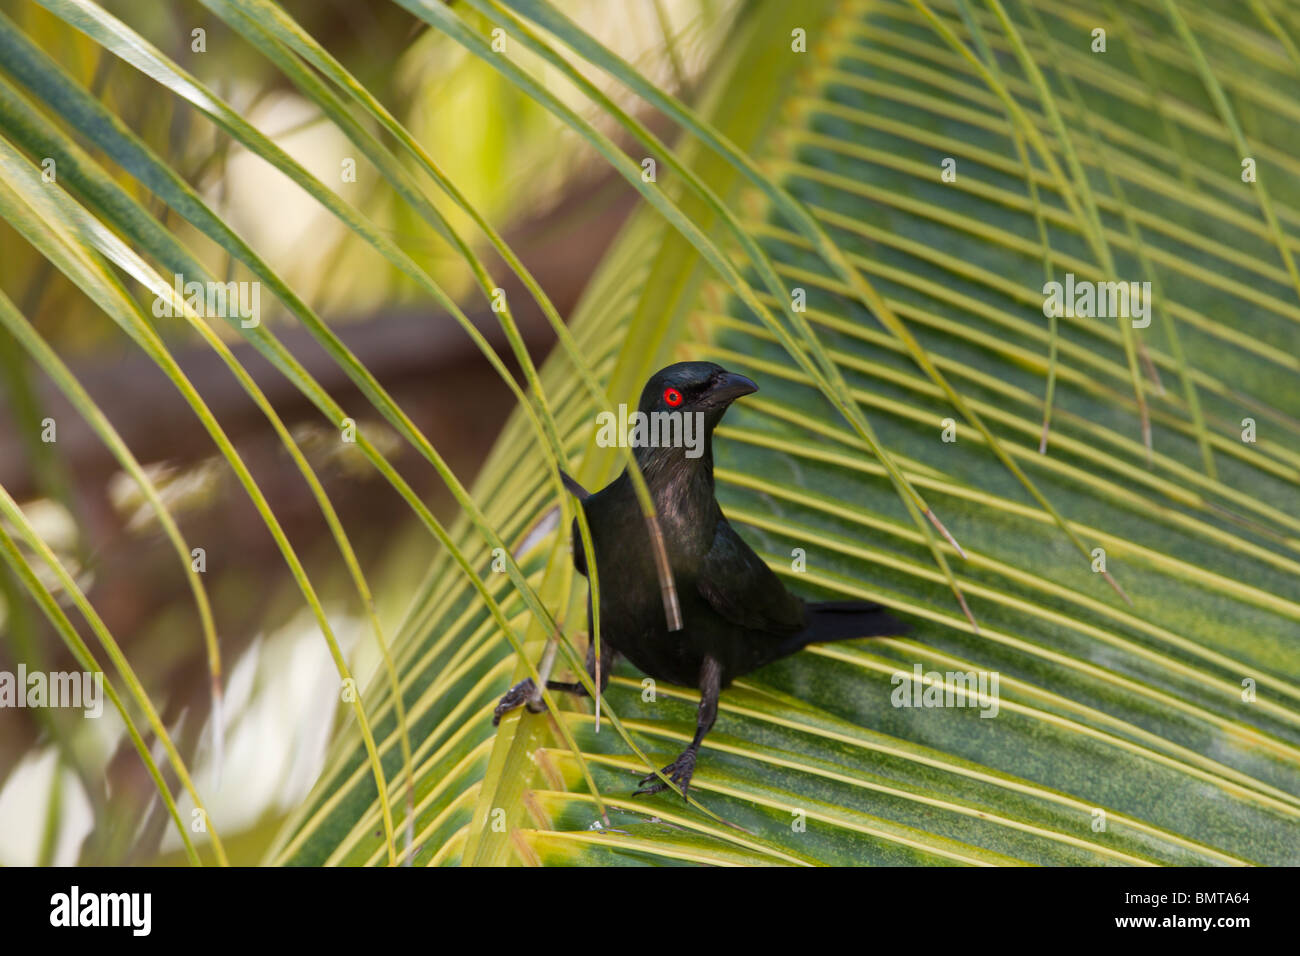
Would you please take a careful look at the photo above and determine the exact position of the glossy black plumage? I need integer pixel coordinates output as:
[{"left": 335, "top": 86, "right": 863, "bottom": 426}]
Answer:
[{"left": 494, "top": 361, "right": 906, "bottom": 796}]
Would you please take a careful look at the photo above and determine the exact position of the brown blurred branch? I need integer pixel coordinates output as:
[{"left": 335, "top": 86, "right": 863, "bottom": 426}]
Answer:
[{"left": 0, "top": 169, "right": 637, "bottom": 500}]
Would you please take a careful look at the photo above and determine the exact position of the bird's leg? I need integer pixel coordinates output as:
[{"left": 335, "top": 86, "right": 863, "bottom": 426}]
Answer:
[
  {"left": 634, "top": 655, "right": 721, "bottom": 799},
  {"left": 492, "top": 637, "right": 615, "bottom": 726}
]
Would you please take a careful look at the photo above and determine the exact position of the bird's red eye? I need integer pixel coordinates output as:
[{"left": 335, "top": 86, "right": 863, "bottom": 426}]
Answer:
[{"left": 663, "top": 387, "right": 682, "bottom": 407}]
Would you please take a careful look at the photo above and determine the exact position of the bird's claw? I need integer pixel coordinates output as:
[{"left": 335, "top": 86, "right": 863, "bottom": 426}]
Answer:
[
  {"left": 492, "top": 678, "right": 547, "bottom": 726},
  {"left": 633, "top": 749, "right": 697, "bottom": 799}
]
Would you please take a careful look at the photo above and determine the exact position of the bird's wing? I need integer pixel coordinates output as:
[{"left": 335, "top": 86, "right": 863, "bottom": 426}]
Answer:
[
  {"left": 559, "top": 470, "right": 591, "bottom": 501},
  {"left": 697, "top": 518, "right": 805, "bottom": 635}
]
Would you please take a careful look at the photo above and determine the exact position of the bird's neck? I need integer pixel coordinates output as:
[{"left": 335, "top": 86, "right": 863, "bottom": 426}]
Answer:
[{"left": 633, "top": 438, "right": 717, "bottom": 520}]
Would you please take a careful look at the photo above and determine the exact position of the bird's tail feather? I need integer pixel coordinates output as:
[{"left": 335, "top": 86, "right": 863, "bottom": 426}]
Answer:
[{"left": 780, "top": 600, "right": 907, "bottom": 654}]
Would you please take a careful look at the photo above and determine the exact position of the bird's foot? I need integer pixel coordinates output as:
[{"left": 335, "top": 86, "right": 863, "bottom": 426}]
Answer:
[
  {"left": 633, "top": 748, "right": 697, "bottom": 799},
  {"left": 492, "top": 678, "right": 547, "bottom": 726}
]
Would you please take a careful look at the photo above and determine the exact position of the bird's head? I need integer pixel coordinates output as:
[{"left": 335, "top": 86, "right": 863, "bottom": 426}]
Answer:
[
  {"left": 623, "top": 361, "right": 757, "bottom": 482},
  {"left": 636, "top": 361, "right": 758, "bottom": 423}
]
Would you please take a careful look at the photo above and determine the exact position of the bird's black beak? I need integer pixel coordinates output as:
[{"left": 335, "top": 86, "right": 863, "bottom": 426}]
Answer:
[{"left": 704, "top": 371, "right": 758, "bottom": 406}]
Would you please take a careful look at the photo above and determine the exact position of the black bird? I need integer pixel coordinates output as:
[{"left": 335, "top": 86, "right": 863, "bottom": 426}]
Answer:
[{"left": 494, "top": 361, "right": 905, "bottom": 797}]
